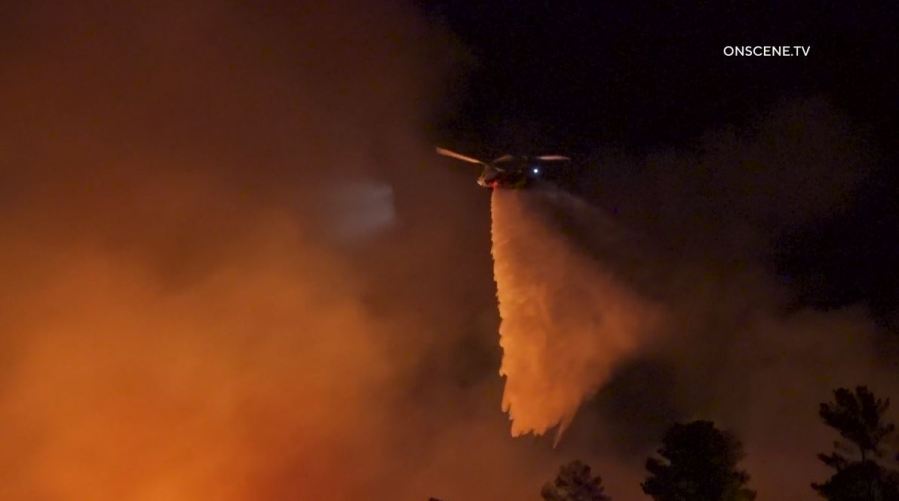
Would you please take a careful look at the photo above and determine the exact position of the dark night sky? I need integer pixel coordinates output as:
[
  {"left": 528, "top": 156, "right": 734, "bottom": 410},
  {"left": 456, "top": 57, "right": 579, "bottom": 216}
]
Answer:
[{"left": 422, "top": 0, "right": 899, "bottom": 326}]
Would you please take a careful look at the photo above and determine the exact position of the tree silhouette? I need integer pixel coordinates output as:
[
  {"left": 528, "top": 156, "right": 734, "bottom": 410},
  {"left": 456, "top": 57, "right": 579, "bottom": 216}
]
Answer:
[
  {"left": 642, "top": 420, "right": 756, "bottom": 501},
  {"left": 812, "top": 386, "right": 899, "bottom": 500},
  {"left": 541, "top": 460, "right": 610, "bottom": 501}
]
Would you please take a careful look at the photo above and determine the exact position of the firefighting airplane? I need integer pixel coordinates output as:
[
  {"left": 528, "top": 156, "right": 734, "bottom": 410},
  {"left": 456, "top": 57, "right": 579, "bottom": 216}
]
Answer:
[{"left": 435, "top": 147, "right": 570, "bottom": 189}]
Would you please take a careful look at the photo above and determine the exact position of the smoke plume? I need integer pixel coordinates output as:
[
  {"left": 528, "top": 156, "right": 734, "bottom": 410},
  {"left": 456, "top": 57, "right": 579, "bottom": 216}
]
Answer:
[
  {"left": 554, "top": 99, "right": 899, "bottom": 500},
  {"left": 0, "top": 2, "right": 501, "bottom": 499}
]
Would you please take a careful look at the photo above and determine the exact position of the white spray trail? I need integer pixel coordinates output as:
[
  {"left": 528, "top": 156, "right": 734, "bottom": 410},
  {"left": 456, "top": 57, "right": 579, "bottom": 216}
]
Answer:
[{"left": 490, "top": 187, "right": 660, "bottom": 442}]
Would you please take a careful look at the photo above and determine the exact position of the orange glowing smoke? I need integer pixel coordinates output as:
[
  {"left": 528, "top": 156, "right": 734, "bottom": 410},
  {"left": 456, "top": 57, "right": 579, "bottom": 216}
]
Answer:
[
  {"left": 0, "top": 224, "right": 406, "bottom": 500},
  {"left": 0, "top": 2, "right": 444, "bottom": 499},
  {"left": 490, "top": 188, "right": 660, "bottom": 440}
]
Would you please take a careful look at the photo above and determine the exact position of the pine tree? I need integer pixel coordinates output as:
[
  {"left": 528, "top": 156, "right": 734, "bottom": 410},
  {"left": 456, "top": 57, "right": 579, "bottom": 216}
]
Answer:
[
  {"left": 812, "top": 386, "right": 899, "bottom": 500},
  {"left": 542, "top": 460, "right": 611, "bottom": 501},
  {"left": 642, "top": 420, "right": 756, "bottom": 501}
]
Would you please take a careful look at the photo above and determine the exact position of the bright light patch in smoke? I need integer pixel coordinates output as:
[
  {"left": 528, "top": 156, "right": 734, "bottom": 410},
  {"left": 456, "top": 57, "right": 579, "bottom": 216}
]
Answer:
[
  {"left": 490, "top": 188, "right": 660, "bottom": 441},
  {"left": 327, "top": 180, "right": 396, "bottom": 241}
]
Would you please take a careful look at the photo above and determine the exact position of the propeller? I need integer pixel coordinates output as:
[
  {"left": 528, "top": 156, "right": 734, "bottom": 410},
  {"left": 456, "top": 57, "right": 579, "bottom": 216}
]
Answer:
[
  {"left": 491, "top": 154, "right": 515, "bottom": 164},
  {"left": 435, "top": 147, "right": 484, "bottom": 165},
  {"left": 534, "top": 155, "right": 570, "bottom": 161}
]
